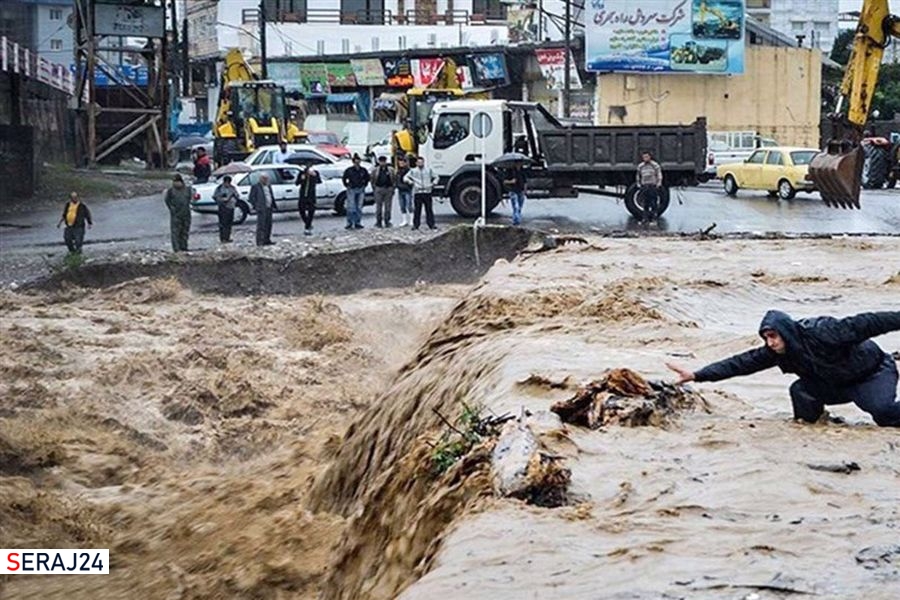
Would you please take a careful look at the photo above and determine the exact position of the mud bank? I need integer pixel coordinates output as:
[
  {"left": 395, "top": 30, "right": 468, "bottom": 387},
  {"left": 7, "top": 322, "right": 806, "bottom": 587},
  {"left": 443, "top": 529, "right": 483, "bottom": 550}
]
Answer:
[{"left": 25, "top": 226, "right": 534, "bottom": 296}]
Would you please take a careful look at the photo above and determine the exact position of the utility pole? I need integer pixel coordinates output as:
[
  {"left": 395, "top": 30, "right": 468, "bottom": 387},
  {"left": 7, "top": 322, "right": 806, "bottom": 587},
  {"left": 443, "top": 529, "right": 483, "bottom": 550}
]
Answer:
[
  {"left": 259, "top": 1, "right": 267, "bottom": 78},
  {"left": 563, "top": 0, "right": 571, "bottom": 118}
]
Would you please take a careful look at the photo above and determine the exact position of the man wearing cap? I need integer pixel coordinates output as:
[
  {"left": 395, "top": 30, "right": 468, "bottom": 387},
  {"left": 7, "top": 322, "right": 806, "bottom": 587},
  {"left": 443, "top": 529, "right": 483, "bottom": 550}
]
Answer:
[
  {"left": 666, "top": 309, "right": 900, "bottom": 427},
  {"left": 371, "top": 155, "right": 396, "bottom": 228},
  {"left": 342, "top": 153, "right": 370, "bottom": 230},
  {"left": 164, "top": 174, "right": 193, "bottom": 251},
  {"left": 212, "top": 174, "right": 240, "bottom": 243}
]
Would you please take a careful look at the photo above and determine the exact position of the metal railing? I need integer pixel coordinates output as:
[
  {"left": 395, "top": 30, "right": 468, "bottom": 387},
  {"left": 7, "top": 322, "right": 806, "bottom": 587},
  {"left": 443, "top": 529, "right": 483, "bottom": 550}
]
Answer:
[
  {"left": 0, "top": 36, "right": 75, "bottom": 96},
  {"left": 258, "top": 8, "right": 504, "bottom": 26}
]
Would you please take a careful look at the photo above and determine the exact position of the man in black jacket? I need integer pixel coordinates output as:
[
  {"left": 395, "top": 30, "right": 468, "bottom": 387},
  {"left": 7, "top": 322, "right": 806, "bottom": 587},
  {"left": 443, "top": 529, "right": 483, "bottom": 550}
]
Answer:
[
  {"left": 296, "top": 165, "right": 321, "bottom": 235},
  {"left": 667, "top": 310, "right": 900, "bottom": 427},
  {"left": 57, "top": 191, "right": 92, "bottom": 254},
  {"left": 342, "top": 154, "right": 370, "bottom": 230}
]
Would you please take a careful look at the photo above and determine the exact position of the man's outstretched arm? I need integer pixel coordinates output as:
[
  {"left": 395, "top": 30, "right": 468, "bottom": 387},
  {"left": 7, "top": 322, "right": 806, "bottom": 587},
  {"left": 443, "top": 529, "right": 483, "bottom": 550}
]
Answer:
[
  {"left": 668, "top": 347, "right": 777, "bottom": 384},
  {"left": 814, "top": 311, "right": 900, "bottom": 346}
]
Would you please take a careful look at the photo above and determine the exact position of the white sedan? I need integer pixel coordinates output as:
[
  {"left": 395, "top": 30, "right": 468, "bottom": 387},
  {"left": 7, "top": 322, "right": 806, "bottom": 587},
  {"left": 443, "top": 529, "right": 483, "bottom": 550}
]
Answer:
[{"left": 190, "top": 164, "right": 355, "bottom": 223}]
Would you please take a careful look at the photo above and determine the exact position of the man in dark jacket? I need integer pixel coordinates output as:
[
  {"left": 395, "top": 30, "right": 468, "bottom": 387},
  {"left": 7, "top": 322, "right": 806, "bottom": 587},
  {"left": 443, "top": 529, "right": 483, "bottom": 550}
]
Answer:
[
  {"left": 667, "top": 310, "right": 900, "bottom": 427},
  {"left": 371, "top": 155, "right": 395, "bottom": 228},
  {"left": 342, "top": 154, "right": 370, "bottom": 230},
  {"left": 249, "top": 173, "right": 277, "bottom": 246},
  {"left": 193, "top": 147, "right": 212, "bottom": 184},
  {"left": 57, "top": 191, "right": 92, "bottom": 254},
  {"left": 503, "top": 164, "right": 527, "bottom": 226},
  {"left": 164, "top": 174, "right": 192, "bottom": 251},
  {"left": 296, "top": 165, "right": 321, "bottom": 235}
]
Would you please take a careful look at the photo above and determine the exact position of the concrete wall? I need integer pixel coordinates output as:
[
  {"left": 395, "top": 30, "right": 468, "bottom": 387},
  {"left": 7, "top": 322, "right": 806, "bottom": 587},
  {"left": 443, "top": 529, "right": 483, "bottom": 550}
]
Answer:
[{"left": 595, "top": 46, "right": 822, "bottom": 148}]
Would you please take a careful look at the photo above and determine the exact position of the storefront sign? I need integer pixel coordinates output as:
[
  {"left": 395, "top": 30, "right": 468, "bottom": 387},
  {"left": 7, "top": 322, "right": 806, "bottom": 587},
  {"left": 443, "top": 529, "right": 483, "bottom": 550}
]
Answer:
[
  {"left": 585, "top": 0, "right": 745, "bottom": 74},
  {"left": 268, "top": 62, "right": 302, "bottom": 92},
  {"left": 412, "top": 58, "right": 445, "bottom": 88},
  {"left": 468, "top": 53, "right": 509, "bottom": 87},
  {"left": 94, "top": 3, "right": 165, "bottom": 38},
  {"left": 299, "top": 63, "right": 329, "bottom": 95},
  {"left": 383, "top": 57, "right": 413, "bottom": 87},
  {"left": 534, "top": 48, "right": 582, "bottom": 90},
  {"left": 350, "top": 58, "right": 385, "bottom": 85},
  {"left": 326, "top": 63, "right": 358, "bottom": 88}
]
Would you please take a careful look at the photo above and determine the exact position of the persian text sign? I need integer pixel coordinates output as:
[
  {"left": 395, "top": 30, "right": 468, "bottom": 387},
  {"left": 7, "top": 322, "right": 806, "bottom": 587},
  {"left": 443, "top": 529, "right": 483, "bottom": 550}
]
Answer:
[
  {"left": 94, "top": 3, "right": 165, "bottom": 38},
  {"left": 585, "top": 0, "right": 745, "bottom": 74},
  {"left": 534, "top": 48, "right": 583, "bottom": 90}
]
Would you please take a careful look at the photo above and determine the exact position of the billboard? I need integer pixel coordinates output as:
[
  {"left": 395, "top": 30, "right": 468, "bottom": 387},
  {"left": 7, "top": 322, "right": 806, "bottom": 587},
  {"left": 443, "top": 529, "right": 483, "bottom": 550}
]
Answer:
[
  {"left": 534, "top": 48, "right": 582, "bottom": 90},
  {"left": 94, "top": 3, "right": 165, "bottom": 38},
  {"left": 585, "top": 0, "right": 745, "bottom": 74}
]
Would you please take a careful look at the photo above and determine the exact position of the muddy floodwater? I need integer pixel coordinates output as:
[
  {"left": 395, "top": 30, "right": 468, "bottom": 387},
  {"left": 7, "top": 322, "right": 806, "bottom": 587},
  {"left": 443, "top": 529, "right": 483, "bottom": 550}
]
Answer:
[{"left": 2, "top": 234, "right": 900, "bottom": 599}]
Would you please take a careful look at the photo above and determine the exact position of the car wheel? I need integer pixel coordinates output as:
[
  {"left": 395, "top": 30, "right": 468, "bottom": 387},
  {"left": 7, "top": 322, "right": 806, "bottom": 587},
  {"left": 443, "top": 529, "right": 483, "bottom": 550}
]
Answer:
[
  {"left": 333, "top": 193, "right": 346, "bottom": 216},
  {"left": 777, "top": 179, "right": 796, "bottom": 200},
  {"left": 233, "top": 201, "right": 249, "bottom": 225},
  {"left": 723, "top": 174, "right": 738, "bottom": 196},
  {"left": 624, "top": 185, "right": 671, "bottom": 219}
]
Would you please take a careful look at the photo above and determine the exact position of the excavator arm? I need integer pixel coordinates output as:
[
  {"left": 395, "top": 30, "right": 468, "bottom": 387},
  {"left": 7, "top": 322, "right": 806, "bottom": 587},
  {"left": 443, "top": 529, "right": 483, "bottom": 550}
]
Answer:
[{"left": 808, "top": 0, "right": 900, "bottom": 208}]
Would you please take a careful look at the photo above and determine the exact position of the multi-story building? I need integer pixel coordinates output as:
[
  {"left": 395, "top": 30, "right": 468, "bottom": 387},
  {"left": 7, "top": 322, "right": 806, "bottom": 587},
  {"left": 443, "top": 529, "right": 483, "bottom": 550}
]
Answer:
[
  {"left": 0, "top": 0, "right": 73, "bottom": 66},
  {"left": 747, "top": 0, "right": 839, "bottom": 52}
]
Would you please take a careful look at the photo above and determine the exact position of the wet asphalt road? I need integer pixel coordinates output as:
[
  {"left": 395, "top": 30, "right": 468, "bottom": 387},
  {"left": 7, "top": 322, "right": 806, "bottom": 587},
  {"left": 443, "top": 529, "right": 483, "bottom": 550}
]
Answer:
[{"left": 1, "top": 182, "right": 898, "bottom": 284}]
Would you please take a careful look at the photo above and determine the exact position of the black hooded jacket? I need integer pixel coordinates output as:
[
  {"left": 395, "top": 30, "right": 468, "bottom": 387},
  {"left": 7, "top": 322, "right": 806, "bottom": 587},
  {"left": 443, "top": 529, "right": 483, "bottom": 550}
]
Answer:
[{"left": 694, "top": 310, "right": 900, "bottom": 385}]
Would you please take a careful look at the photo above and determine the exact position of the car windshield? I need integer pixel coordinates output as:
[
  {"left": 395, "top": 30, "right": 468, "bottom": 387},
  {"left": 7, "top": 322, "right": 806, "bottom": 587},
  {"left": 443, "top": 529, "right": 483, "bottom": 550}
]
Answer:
[
  {"left": 308, "top": 132, "right": 340, "bottom": 145},
  {"left": 790, "top": 150, "right": 818, "bottom": 166}
]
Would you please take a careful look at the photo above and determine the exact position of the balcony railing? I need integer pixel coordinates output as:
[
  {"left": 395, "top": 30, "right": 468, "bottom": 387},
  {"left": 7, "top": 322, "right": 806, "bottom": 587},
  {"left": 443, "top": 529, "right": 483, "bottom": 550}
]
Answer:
[
  {"left": 255, "top": 8, "right": 504, "bottom": 26},
  {"left": 1, "top": 36, "right": 75, "bottom": 96}
]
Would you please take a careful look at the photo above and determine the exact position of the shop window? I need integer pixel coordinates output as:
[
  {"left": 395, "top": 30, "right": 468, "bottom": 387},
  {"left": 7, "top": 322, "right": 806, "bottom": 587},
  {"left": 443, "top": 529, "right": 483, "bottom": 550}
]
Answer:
[
  {"left": 472, "top": 0, "right": 507, "bottom": 21},
  {"left": 341, "top": 0, "right": 385, "bottom": 24}
]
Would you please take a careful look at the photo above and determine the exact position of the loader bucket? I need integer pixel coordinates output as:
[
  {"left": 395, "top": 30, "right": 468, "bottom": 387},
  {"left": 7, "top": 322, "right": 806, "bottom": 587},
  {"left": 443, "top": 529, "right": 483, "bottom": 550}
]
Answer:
[{"left": 808, "top": 143, "right": 863, "bottom": 209}]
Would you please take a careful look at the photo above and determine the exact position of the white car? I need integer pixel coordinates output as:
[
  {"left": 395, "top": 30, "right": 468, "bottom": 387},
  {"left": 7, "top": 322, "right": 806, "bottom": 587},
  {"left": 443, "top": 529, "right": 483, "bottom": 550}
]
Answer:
[
  {"left": 244, "top": 144, "right": 371, "bottom": 171},
  {"left": 190, "top": 164, "right": 358, "bottom": 223}
]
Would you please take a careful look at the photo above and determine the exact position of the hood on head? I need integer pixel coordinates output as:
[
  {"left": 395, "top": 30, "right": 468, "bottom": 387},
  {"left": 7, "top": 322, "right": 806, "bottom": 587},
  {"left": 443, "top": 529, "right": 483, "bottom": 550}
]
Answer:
[{"left": 759, "top": 310, "right": 801, "bottom": 350}]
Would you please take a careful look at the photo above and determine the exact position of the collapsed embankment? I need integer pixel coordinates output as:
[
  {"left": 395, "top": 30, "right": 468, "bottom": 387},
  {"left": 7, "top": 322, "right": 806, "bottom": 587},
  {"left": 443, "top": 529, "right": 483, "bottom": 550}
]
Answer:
[{"left": 24, "top": 226, "right": 534, "bottom": 295}]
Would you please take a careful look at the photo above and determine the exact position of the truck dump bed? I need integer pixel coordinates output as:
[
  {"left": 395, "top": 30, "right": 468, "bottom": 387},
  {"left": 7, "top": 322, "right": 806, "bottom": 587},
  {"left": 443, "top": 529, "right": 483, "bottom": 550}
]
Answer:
[{"left": 538, "top": 118, "right": 707, "bottom": 187}]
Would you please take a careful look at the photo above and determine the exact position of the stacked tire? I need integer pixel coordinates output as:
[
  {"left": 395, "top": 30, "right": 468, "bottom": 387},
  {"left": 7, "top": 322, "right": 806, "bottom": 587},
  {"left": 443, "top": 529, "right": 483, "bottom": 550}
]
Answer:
[{"left": 861, "top": 139, "right": 892, "bottom": 189}]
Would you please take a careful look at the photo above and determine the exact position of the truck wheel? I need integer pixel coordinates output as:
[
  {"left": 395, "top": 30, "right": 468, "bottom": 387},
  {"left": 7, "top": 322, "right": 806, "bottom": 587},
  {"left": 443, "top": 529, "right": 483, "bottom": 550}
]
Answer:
[
  {"left": 450, "top": 177, "right": 499, "bottom": 218},
  {"left": 624, "top": 185, "right": 671, "bottom": 219},
  {"left": 333, "top": 193, "right": 346, "bottom": 216},
  {"left": 233, "top": 201, "right": 249, "bottom": 225},
  {"left": 777, "top": 179, "right": 796, "bottom": 200},
  {"left": 723, "top": 174, "right": 738, "bottom": 196}
]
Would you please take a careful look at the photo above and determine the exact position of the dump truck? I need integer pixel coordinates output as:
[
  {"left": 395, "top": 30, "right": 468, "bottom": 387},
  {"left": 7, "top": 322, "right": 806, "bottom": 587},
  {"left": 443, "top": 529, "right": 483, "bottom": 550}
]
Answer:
[{"left": 421, "top": 100, "right": 707, "bottom": 219}]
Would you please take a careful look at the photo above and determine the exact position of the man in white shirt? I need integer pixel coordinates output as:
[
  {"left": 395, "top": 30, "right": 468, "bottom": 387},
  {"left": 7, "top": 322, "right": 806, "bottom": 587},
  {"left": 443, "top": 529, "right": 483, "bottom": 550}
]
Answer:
[
  {"left": 402, "top": 156, "right": 439, "bottom": 230},
  {"left": 272, "top": 141, "right": 292, "bottom": 164}
]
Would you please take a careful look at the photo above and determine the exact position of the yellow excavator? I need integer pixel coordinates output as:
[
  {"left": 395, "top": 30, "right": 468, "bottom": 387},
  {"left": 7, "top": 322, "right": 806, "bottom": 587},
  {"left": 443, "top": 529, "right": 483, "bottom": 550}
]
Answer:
[
  {"left": 809, "top": 0, "right": 900, "bottom": 208},
  {"left": 213, "top": 49, "right": 303, "bottom": 165}
]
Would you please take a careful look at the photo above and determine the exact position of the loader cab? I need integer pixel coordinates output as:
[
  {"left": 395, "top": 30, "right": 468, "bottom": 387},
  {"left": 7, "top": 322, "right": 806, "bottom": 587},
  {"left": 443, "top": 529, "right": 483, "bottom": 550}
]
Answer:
[{"left": 226, "top": 82, "right": 284, "bottom": 147}]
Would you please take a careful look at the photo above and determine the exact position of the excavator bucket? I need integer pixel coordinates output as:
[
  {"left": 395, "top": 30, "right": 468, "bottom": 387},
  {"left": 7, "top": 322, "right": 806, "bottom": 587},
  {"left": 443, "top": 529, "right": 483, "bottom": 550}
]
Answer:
[{"left": 808, "top": 141, "right": 863, "bottom": 209}]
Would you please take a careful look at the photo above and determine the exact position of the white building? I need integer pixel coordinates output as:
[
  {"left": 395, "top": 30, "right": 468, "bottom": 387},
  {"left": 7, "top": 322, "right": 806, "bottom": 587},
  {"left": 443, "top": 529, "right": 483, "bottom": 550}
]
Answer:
[
  {"left": 747, "top": 0, "right": 840, "bottom": 52},
  {"left": 0, "top": 0, "right": 74, "bottom": 66}
]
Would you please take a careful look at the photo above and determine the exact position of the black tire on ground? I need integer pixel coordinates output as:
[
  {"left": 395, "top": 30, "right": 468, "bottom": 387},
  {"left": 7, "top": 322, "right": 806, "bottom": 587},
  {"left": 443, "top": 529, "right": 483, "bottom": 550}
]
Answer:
[
  {"left": 333, "top": 193, "right": 346, "bottom": 216},
  {"left": 233, "top": 201, "right": 249, "bottom": 225},
  {"left": 862, "top": 144, "right": 891, "bottom": 189},
  {"left": 777, "top": 179, "right": 796, "bottom": 200},
  {"left": 624, "top": 184, "right": 671, "bottom": 220},
  {"left": 723, "top": 174, "right": 739, "bottom": 196},
  {"left": 450, "top": 176, "right": 500, "bottom": 218}
]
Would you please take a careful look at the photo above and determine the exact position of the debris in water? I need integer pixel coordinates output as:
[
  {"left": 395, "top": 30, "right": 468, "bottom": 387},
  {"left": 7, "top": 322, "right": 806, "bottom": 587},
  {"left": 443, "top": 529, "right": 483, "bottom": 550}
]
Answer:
[
  {"left": 550, "top": 368, "right": 704, "bottom": 428},
  {"left": 806, "top": 461, "right": 860, "bottom": 474},
  {"left": 517, "top": 373, "right": 575, "bottom": 390},
  {"left": 491, "top": 420, "right": 539, "bottom": 496},
  {"left": 855, "top": 544, "right": 900, "bottom": 570}
]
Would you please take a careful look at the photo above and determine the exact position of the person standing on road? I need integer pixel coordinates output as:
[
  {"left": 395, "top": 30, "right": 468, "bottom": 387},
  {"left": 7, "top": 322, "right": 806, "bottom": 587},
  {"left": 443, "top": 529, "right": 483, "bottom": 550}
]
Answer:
[
  {"left": 342, "top": 153, "right": 370, "bottom": 230},
  {"left": 56, "top": 191, "right": 92, "bottom": 254},
  {"left": 249, "top": 173, "right": 277, "bottom": 246},
  {"left": 273, "top": 141, "right": 292, "bottom": 164},
  {"left": 636, "top": 150, "right": 663, "bottom": 225},
  {"left": 666, "top": 309, "right": 900, "bottom": 427},
  {"left": 395, "top": 156, "right": 413, "bottom": 227},
  {"left": 503, "top": 164, "right": 528, "bottom": 226},
  {"left": 371, "top": 155, "right": 395, "bottom": 228},
  {"left": 296, "top": 165, "right": 321, "bottom": 236},
  {"left": 403, "top": 156, "right": 439, "bottom": 231},
  {"left": 193, "top": 147, "right": 212, "bottom": 184},
  {"left": 164, "top": 174, "right": 193, "bottom": 252},
  {"left": 212, "top": 175, "right": 239, "bottom": 243}
]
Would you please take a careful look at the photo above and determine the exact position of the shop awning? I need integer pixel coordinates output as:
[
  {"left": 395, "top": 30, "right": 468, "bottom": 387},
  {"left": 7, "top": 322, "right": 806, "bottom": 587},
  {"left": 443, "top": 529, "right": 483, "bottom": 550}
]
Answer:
[{"left": 326, "top": 93, "right": 357, "bottom": 104}]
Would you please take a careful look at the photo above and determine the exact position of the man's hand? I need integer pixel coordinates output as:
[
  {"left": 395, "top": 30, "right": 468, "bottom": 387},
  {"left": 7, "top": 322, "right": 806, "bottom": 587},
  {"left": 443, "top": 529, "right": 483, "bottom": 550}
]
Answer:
[{"left": 665, "top": 362, "right": 695, "bottom": 384}]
